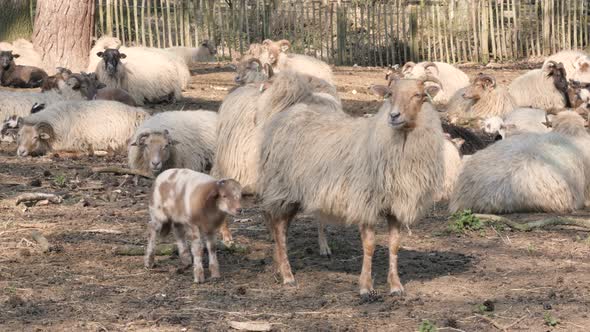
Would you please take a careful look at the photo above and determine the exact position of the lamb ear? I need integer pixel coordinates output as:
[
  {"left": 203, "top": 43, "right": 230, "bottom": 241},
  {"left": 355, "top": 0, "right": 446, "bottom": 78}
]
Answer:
[{"left": 370, "top": 84, "right": 391, "bottom": 98}]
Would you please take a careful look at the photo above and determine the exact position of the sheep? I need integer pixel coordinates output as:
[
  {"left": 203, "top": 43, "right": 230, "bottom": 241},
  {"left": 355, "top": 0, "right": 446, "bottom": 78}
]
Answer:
[
  {"left": 1, "top": 115, "right": 22, "bottom": 143},
  {"left": 544, "top": 50, "right": 590, "bottom": 82},
  {"left": 0, "top": 51, "right": 48, "bottom": 88},
  {"left": 446, "top": 74, "right": 517, "bottom": 126},
  {"left": 257, "top": 77, "right": 445, "bottom": 296},
  {"left": 165, "top": 40, "right": 217, "bottom": 66},
  {"left": 128, "top": 110, "right": 217, "bottom": 175},
  {"left": 0, "top": 39, "right": 43, "bottom": 68},
  {"left": 256, "top": 39, "right": 335, "bottom": 85},
  {"left": 233, "top": 58, "right": 273, "bottom": 85},
  {"left": 567, "top": 80, "right": 590, "bottom": 108},
  {"left": 441, "top": 121, "right": 490, "bottom": 154},
  {"left": 145, "top": 169, "right": 242, "bottom": 283},
  {"left": 508, "top": 61, "right": 568, "bottom": 109},
  {"left": 0, "top": 75, "right": 93, "bottom": 121},
  {"left": 401, "top": 61, "right": 470, "bottom": 105},
  {"left": 435, "top": 137, "right": 464, "bottom": 202},
  {"left": 41, "top": 67, "right": 73, "bottom": 92},
  {"left": 15, "top": 100, "right": 149, "bottom": 157},
  {"left": 87, "top": 36, "right": 123, "bottom": 74},
  {"left": 450, "top": 111, "right": 590, "bottom": 214},
  {"left": 92, "top": 48, "right": 183, "bottom": 105}
]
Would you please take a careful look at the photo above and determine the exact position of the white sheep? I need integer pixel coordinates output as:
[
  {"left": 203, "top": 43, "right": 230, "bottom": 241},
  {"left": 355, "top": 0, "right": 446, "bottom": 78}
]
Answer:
[
  {"left": 544, "top": 50, "right": 590, "bottom": 82},
  {"left": 257, "top": 78, "right": 445, "bottom": 297},
  {"left": 402, "top": 61, "right": 470, "bottom": 105},
  {"left": 128, "top": 110, "right": 217, "bottom": 175},
  {"left": 145, "top": 169, "right": 242, "bottom": 283},
  {"left": 435, "top": 137, "right": 464, "bottom": 202},
  {"left": 15, "top": 100, "right": 149, "bottom": 157},
  {"left": 0, "top": 39, "right": 43, "bottom": 68},
  {"left": 451, "top": 111, "right": 590, "bottom": 214},
  {"left": 509, "top": 61, "right": 568, "bottom": 109},
  {"left": 165, "top": 40, "right": 217, "bottom": 66},
  {"left": 482, "top": 108, "right": 551, "bottom": 140}
]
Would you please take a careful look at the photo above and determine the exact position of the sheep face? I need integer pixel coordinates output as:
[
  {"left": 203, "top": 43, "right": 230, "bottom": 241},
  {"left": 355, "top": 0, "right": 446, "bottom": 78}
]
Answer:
[
  {"left": 201, "top": 40, "right": 217, "bottom": 55},
  {"left": 0, "top": 51, "right": 17, "bottom": 70},
  {"left": 16, "top": 122, "right": 54, "bottom": 157},
  {"left": 97, "top": 49, "right": 126, "bottom": 76},
  {"left": 372, "top": 79, "right": 437, "bottom": 130},
  {"left": 260, "top": 39, "right": 290, "bottom": 65},
  {"left": 209, "top": 179, "right": 243, "bottom": 216},
  {"left": 545, "top": 61, "right": 568, "bottom": 96},
  {"left": 132, "top": 131, "right": 177, "bottom": 173},
  {"left": 234, "top": 58, "right": 272, "bottom": 84},
  {"left": 463, "top": 74, "right": 496, "bottom": 101},
  {"left": 568, "top": 80, "right": 590, "bottom": 107}
]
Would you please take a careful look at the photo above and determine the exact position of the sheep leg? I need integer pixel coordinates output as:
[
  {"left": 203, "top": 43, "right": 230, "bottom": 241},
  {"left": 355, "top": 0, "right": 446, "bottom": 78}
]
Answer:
[
  {"left": 271, "top": 216, "right": 295, "bottom": 286},
  {"left": 205, "top": 233, "right": 220, "bottom": 279},
  {"left": 189, "top": 225, "right": 206, "bottom": 283},
  {"left": 317, "top": 221, "right": 332, "bottom": 257},
  {"left": 144, "top": 217, "right": 163, "bottom": 268},
  {"left": 358, "top": 224, "right": 376, "bottom": 297},
  {"left": 172, "top": 223, "right": 191, "bottom": 271},
  {"left": 387, "top": 216, "right": 405, "bottom": 296},
  {"left": 218, "top": 218, "right": 234, "bottom": 246}
]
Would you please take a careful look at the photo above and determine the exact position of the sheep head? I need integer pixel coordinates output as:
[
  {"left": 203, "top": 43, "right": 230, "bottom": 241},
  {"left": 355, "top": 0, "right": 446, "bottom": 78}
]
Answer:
[
  {"left": 97, "top": 48, "right": 126, "bottom": 76},
  {"left": 16, "top": 121, "right": 54, "bottom": 157},
  {"left": 462, "top": 74, "right": 496, "bottom": 100},
  {"left": 131, "top": 130, "right": 178, "bottom": 174},
  {"left": 261, "top": 39, "right": 290, "bottom": 64},
  {"left": 401, "top": 61, "right": 416, "bottom": 76},
  {"left": 0, "top": 50, "right": 17, "bottom": 70},
  {"left": 205, "top": 178, "right": 243, "bottom": 217},
  {"left": 201, "top": 39, "right": 217, "bottom": 55},
  {"left": 234, "top": 58, "right": 272, "bottom": 85},
  {"left": 1, "top": 115, "right": 23, "bottom": 143},
  {"left": 567, "top": 79, "right": 590, "bottom": 108},
  {"left": 371, "top": 77, "right": 439, "bottom": 131}
]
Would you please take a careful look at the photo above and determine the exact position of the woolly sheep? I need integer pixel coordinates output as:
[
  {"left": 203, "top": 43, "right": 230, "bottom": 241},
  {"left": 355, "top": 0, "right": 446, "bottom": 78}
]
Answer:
[
  {"left": 435, "top": 137, "right": 464, "bottom": 202},
  {"left": 451, "top": 111, "right": 590, "bottom": 214},
  {"left": 446, "top": 74, "right": 516, "bottom": 125},
  {"left": 257, "top": 78, "right": 445, "bottom": 296},
  {"left": 41, "top": 67, "right": 73, "bottom": 92},
  {"left": 145, "top": 169, "right": 242, "bottom": 283},
  {"left": 0, "top": 51, "right": 48, "bottom": 88},
  {"left": 544, "top": 50, "right": 590, "bottom": 83},
  {"left": 165, "top": 40, "right": 217, "bottom": 66},
  {"left": 0, "top": 39, "right": 43, "bottom": 68},
  {"left": 509, "top": 61, "right": 568, "bottom": 109},
  {"left": 128, "top": 110, "right": 217, "bottom": 175},
  {"left": 92, "top": 48, "right": 183, "bottom": 105},
  {"left": 233, "top": 58, "right": 273, "bottom": 85},
  {"left": 402, "top": 61, "right": 470, "bottom": 105},
  {"left": 15, "top": 100, "right": 149, "bottom": 157}
]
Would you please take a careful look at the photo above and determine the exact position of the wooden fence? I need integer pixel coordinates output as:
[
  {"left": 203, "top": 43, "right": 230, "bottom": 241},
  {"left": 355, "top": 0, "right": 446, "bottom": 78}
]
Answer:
[{"left": 95, "top": 0, "right": 590, "bottom": 66}]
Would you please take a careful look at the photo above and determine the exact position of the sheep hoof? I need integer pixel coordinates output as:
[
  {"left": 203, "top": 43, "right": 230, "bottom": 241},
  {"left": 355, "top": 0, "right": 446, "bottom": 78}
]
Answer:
[
  {"left": 319, "top": 247, "right": 332, "bottom": 258},
  {"left": 389, "top": 288, "right": 405, "bottom": 297},
  {"left": 283, "top": 279, "right": 297, "bottom": 287},
  {"left": 359, "top": 290, "right": 381, "bottom": 303},
  {"left": 144, "top": 258, "right": 154, "bottom": 269}
]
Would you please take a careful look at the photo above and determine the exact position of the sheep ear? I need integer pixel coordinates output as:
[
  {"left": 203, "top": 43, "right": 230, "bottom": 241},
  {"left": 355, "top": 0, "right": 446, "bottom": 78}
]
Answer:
[
  {"left": 370, "top": 84, "right": 391, "bottom": 98},
  {"left": 66, "top": 77, "right": 80, "bottom": 90},
  {"left": 402, "top": 61, "right": 415, "bottom": 74},
  {"left": 97, "top": 52, "right": 104, "bottom": 58},
  {"left": 39, "top": 133, "right": 51, "bottom": 140},
  {"left": 119, "top": 53, "right": 127, "bottom": 59},
  {"left": 12, "top": 53, "right": 20, "bottom": 58}
]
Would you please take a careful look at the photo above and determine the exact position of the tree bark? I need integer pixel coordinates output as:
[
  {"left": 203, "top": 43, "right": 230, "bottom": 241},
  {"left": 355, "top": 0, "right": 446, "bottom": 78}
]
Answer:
[
  {"left": 33, "top": 0, "right": 95, "bottom": 72},
  {"left": 0, "top": 0, "right": 34, "bottom": 42}
]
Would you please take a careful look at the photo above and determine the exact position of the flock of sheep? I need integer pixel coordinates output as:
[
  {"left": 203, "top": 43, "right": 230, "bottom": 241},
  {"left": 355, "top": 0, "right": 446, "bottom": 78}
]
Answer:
[{"left": 2, "top": 36, "right": 590, "bottom": 298}]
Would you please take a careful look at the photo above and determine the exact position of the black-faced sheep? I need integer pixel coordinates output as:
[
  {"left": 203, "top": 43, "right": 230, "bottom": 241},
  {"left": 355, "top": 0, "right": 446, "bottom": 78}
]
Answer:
[
  {"left": 257, "top": 78, "right": 445, "bottom": 296},
  {"left": 401, "top": 61, "right": 470, "bottom": 105},
  {"left": 128, "top": 110, "right": 217, "bottom": 175},
  {"left": 0, "top": 51, "right": 48, "bottom": 88},
  {"left": 15, "top": 100, "right": 149, "bottom": 157},
  {"left": 451, "top": 111, "right": 590, "bottom": 214},
  {"left": 544, "top": 50, "right": 590, "bottom": 83},
  {"left": 446, "top": 74, "right": 516, "bottom": 125},
  {"left": 509, "top": 61, "right": 568, "bottom": 109},
  {"left": 0, "top": 39, "right": 43, "bottom": 68},
  {"left": 90, "top": 39, "right": 185, "bottom": 105},
  {"left": 145, "top": 169, "right": 242, "bottom": 283}
]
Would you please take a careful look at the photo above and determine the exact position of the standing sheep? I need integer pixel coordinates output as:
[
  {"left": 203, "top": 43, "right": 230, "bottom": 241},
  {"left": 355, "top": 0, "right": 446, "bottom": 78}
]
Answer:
[
  {"left": 93, "top": 48, "right": 183, "bottom": 105},
  {"left": 0, "top": 51, "right": 48, "bottom": 88},
  {"left": 451, "top": 111, "right": 590, "bottom": 214},
  {"left": 15, "top": 100, "right": 149, "bottom": 157},
  {"left": 508, "top": 61, "right": 568, "bottom": 109},
  {"left": 402, "top": 61, "right": 470, "bottom": 105},
  {"left": 257, "top": 78, "right": 445, "bottom": 296},
  {"left": 145, "top": 169, "right": 242, "bottom": 283}
]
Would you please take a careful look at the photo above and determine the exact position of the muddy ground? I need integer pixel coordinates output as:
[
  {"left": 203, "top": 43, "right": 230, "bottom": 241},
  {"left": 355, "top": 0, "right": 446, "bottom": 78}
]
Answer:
[{"left": 1, "top": 63, "right": 590, "bottom": 331}]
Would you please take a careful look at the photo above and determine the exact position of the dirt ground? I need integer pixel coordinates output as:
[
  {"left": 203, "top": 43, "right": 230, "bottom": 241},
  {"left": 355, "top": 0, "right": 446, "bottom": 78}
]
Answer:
[{"left": 2, "top": 63, "right": 590, "bottom": 332}]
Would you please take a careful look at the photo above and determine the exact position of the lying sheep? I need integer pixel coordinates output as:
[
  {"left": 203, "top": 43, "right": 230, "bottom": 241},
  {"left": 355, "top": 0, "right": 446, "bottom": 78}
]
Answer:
[
  {"left": 145, "top": 169, "right": 242, "bottom": 283},
  {"left": 256, "top": 39, "right": 334, "bottom": 85},
  {"left": 41, "top": 67, "right": 73, "bottom": 92},
  {"left": 1, "top": 115, "right": 22, "bottom": 143},
  {"left": 483, "top": 108, "right": 551, "bottom": 140},
  {"left": 567, "top": 80, "right": 590, "bottom": 108},
  {"left": 441, "top": 121, "right": 490, "bottom": 154},
  {"left": 446, "top": 74, "right": 516, "bottom": 125},
  {"left": 545, "top": 50, "right": 590, "bottom": 83},
  {"left": 0, "top": 39, "right": 43, "bottom": 68},
  {"left": 233, "top": 58, "right": 273, "bottom": 85},
  {"left": 402, "top": 61, "right": 470, "bottom": 105},
  {"left": 0, "top": 51, "right": 47, "bottom": 88},
  {"left": 87, "top": 36, "right": 122, "bottom": 74},
  {"left": 451, "top": 111, "right": 590, "bottom": 214},
  {"left": 165, "top": 40, "right": 217, "bottom": 66},
  {"left": 15, "top": 100, "right": 149, "bottom": 157},
  {"left": 128, "top": 110, "right": 217, "bottom": 175},
  {"left": 93, "top": 48, "right": 182, "bottom": 105},
  {"left": 93, "top": 87, "right": 137, "bottom": 106},
  {"left": 509, "top": 61, "right": 568, "bottom": 109},
  {"left": 257, "top": 77, "right": 445, "bottom": 296}
]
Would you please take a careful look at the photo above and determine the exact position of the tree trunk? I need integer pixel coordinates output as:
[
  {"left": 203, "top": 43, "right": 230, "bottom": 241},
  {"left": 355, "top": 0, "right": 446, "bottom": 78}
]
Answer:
[
  {"left": 33, "top": 0, "right": 95, "bottom": 72},
  {"left": 0, "top": 0, "right": 34, "bottom": 42}
]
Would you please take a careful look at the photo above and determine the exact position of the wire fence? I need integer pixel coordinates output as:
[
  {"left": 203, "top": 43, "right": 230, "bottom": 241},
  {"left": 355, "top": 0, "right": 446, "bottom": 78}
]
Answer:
[{"left": 96, "top": 0, "right": 590, "bottom": 65}]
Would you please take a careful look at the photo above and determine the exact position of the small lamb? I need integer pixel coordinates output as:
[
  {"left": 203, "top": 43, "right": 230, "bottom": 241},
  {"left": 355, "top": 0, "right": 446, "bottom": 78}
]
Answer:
[{"left": 145, "top": 169, "right": 242, "bottom": 283}]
